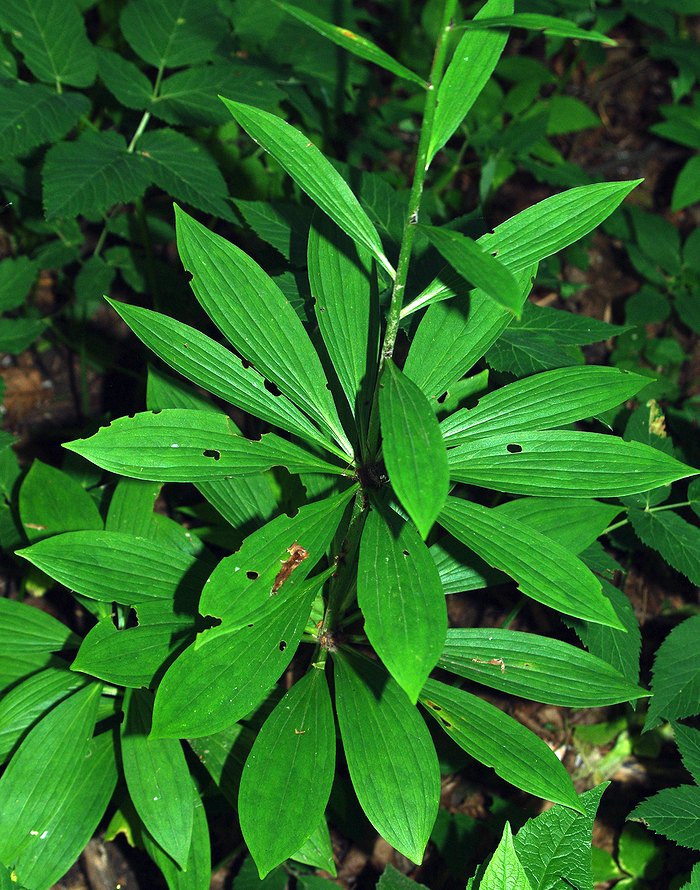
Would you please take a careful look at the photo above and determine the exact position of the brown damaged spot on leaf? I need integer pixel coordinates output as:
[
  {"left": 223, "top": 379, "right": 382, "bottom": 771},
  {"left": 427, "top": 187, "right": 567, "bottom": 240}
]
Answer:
[
  {"left": 270, "top": 542, "right": 309, "bottom": 595},
  {"left": 472, "top": 657, "right": 506, "bottom": 673}
]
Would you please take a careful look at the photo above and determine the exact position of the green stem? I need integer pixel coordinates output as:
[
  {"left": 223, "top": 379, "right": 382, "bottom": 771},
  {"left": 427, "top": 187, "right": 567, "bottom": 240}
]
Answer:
[
  {"left": 319, "top": 490, "right": 366, "bottom": 639},
  {"left": 603, "top": 500, "right": 692, "bottom": 535}
]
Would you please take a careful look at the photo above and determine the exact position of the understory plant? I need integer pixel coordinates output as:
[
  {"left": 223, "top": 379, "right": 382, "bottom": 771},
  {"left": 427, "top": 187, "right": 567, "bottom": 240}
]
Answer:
[{"left": 1, "top": 2, "right": 700, "bottom": 888}]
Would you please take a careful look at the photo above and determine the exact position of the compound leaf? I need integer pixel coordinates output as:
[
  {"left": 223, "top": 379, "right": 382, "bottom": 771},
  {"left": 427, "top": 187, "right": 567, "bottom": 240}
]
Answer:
[{"left": 0, "top": 83, "right": 89, "bottom": 158}]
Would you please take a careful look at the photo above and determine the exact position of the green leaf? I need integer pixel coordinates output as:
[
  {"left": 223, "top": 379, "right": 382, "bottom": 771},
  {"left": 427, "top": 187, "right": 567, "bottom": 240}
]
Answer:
[
  {"left": 136, "top": 129, "right": 233, "bottom": 220},
  {"left": 121, "top": 689, "right": 195, "bottom": 868},
  {"left": 239, "top": 670, "right": 335, "bottom": 877},
  {"left": 142, "top": 792, "right": 211, "bottom": 890},
  {"left": 0, "top": 256, "right": 38, "bottom": 312},
  {"left": 461, "top": 13, "right": 614, "bottom": 43},
  {"left": 220, "top": 99, "right": 394, "bottom": 278},
  {"left": 645, "top": 615, "right": 700, "bottom": 731},
  {"left": 96, "top": 48, "right": 153, "bottom": 110},
  {"left": 0, "top": 685, "right": 117, "bottom": 890},
  {"left": 428, "top": 0, "right": 512, "bottom": 164},
  {"left": 120, "top": 0, "right": 227, "bottom": 68},
  {"left": 108, "top": 299, "right": 336, "bottom": 454},
  {"left": 514, "top": 784, "right": 607, "bottom": 890},
  {"left": 447, "top": 431, "right": 696, "bottom": 497},
  {"left": 440, "top": 367, "right": 648, "bottom": 446},
  {"left": 630, "top": 786, "right": 700, "bottom": 852},
  {"left": 0, "top": 83, "right": 88, "bottom": 159},
  {"left": 187, "top": 724, "right": 255, "bottom": 807},
  {"left": 65, "top": 409, "right": 348, "bottom": 481},
  {"left": 333, "top": 650, "right": 440, "bottom": 864},
  {"left": 19, "top": 459, "right": 103, "bottom": 542},
  {"left": 18, "top": 529, "right": 210, "bottom": 605},
  {"left": 674, "top": 723, "right": 700, "bottom": 785},
  {"left": 277, "top": 2, "right": 427, "bottom": 87},
  {"left": 106, "top": 478, "right": 161, "bottom": 537},
  {"left": 308, "top": 215, "right": 376, "bottom": 426},
  {"left": 629, "top": 508, "right": 700, "bottom": 587},
  {"left": 421, "top": 679, "right": 581, "bottom": 812},
  {"left": 380, "top": 359, "right": 449, "bottom": 537},
  {"left": 0, "top": 597, "right": 79, "bottom": 654},
  {"left": 418, "top": 225, "right": 523, "bottom": 315},
  {"left": 546, "top": 96, "right": 600, "bottom": 135},
  {"left": 439, "top": 628, "right": 646, "bottom": 707},
  {"left": 475, "top": 822, "right": 533, "bottom": 890},
  {"left": 378, "top": 863, "right": 428, "bottom": 890},
  {"left": 291, "top": 820, "right": 336, "bottom": 875},
  {"left": 0, "top": 0, "right": 96, "bottom": 88},
  {"left": 672, "top": 155, "right": 700, "bottom": 212},
  {"left": 0, "top": 318, "right": 47, "bottom": 354},
  {"left": 358, "top": 507, "right": 447, "bottom": 703},
  {"left": 439, "top": 497, "right": 621, "bottom": 628},
  {"left": 175, "top": 207, "right": 351, "bottom": 456},
  {"left": 42, "top": 130, "right": 150, "bottom": 220}
]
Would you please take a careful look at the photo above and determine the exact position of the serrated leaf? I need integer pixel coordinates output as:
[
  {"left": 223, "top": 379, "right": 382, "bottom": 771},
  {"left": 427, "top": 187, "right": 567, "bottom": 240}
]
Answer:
[
  {"left": 377, "top": 863, "right": 428, "bottom": 890},
  {"left": 629, "top": 508, "right": 700, "bottom": 587},
  {"left": 645, "top": 615, "right": 700, "bottom": 730},
  {"left": 239, "top": 670, "right": 335, "bottom": 877},
  {"left": 65, "top": 409, "right": 348, "bottom": 481},
  {"left": 419, "top": 224, "right": 523, "bottom": 315},
  {"left": 136, "top": 129, "right": 233, "bottom": 220},
  {"left": 0, "top": 685, "right": 117, "bottom": 890},
  {"left": 121, "top": 689, "right": 195, "bottom": 868},
  {"left": 0, "top": 83, "right": 89, "bottom": 159},
  {"left": 96, "top": 48, "right": 153, "bottom": 110},
  {"left": 334, "top": 650, "right": 440, "bottom": 864},
  {"left": 380, "top": 359, "right": 449, "bottom": 537},
  {"left": 120, "top": 0, "right": 227, "bottom": 68},
  {"left": 441, "top": 366, "right": 648, "bottom": 446},
  {"left": 439, "top": 497, "right": 621, "bottom": 628},
  {"left": 0, "top": 256, "right": 38, "bottom": 312},
  {"left": 477, "top": 822, "right": 533, "bottom": 890},
  {"left": 175, "top": 207, "right": 351, "bottom": 456},
  {"left": 630, "top": 786, "right": 700, "bottom": 851},
  {"left": 428, "top": 0, "right": 512, "bottom": 164},
  {"left": 278, "top": 2, "right": 426, "bottom": 86},
  {"left": 0, "top": 0, "right": 96, "bottom": 88},
  {"left": 674, "top": 723, "right": 700, "bottom": 785},
  {"left": 421, "top": 679, "right": 581, "bottom": 812},
  {"left": 19, "top": 459, "right": 103, "bottom": 542},
  {"left": 0, "top": 597, "right": 79, "bottom": 654},
  {"left": 221, "top": 98, "right": 394, "bottom": 277},
  {"left": 358, "top": 507, "right": 447, "bottom": 702},
  {"left": 43, "top": 130, "right": 150, "bottom": 220},
  {"left": 447, "top": 431, "right": 696, "bottom": 497},
  {"left": 108, "top": 299, "right": 335, "bottom": 453},
  {"left": 439, "top": 628, "right": 646, "bottom": 706}
]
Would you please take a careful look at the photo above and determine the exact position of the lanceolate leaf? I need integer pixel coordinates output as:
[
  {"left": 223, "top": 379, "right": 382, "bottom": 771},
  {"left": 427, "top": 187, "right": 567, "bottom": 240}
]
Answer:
[
  {"left": 175, "top": 207, "right": 352, "bottom": 455},
  {"left": 645, "top": 615, "right": 700, "bottom": 731},
  {"left": 460, "top": 13, "right": 616, "bottom": 44},
  {"left": 358, "top": 507, "right": 447, "bottom": 703},
  {"left": 105, "top": 478, "right": 161, "bottom": 537},
  {"left": 439, "top": 629, "right": 646, "bottom": 707},
  {"left": 428, "top": 0, "right": 512, "bottom": 165},
  {"left": 19, "top": 460, "right": 103, "bottom": 543},
  {"left": 421, "top": 679, "right": 581, "bottom": 812},
  {"left": 629, "top": 508, "right": 700, "bottom": 587},
  {"left": 239, "top": 670, "right": 336, "bottom": 878},
  {"left": 472, "top": 823, "right": 533, "bottom": 890},
  {"left": 439, "top": 498, "right": 621, "bottom": 628},
  {"left": 494, "top": 498, "right": 622, "bottom": 555},
  {"left": 108, "top": 299, "right": 337, "bottom": 454},
  {"left": 333, "top": 651, "right": 440, "bottom": 864},
  {"left": 277, "top": 2, "right": 427, "bottom": 87},
  {"left": 380, "top": 360, "right": 449, "bottom": 537},
  {"left": 440, "top": 366, "right": 649, "bottom": 446},
  {"left": 0, "top": 685, "right": 117, "bottom": 890},
  {"left": 221, "top": 99, "right": 394, "bottom": 278},
  {"left": 0, "top": 597, "right": 79, "bottom": 653},
  {"left": 418, "top": 225, "right": 523, "bottom": 315},
  {"left": 121, "top": 689, "right": 195, "bottom": 868},
  {"left": 142, "top": 793, "right": 210, "bottom": 890},
  {"left": 447, "top": 431, "right": 696, "bottom": 497},
  {"left": 65, "top": 409, "right": 349, "bottom": 481}
]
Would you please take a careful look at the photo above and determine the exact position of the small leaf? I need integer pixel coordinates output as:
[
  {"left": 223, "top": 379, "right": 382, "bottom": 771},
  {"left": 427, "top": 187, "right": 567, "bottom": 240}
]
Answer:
[
  {"left": 422, "top": 679, "right": 581, "bottom": 812},
  {"left": 378, "top": 863, "right": 428, "bottom": 890},
  {"left": 629, "top": 508, "right": 700, "bottom": 587},
  {"left": 674, "top": 723, "right": 700, "bottom": 786},
  {"left": 239, "top": 670, "right": 335, "bottom": 877},
  {"left": 19, "top": 459, "right": 103, "bottom": 541},
  {"left": 476, "top": 822, "right": 533, "bottom": 890},
  {"left": 334, "top": 650, "right": 440, "bottom": 864},
  {"left": 645, "top": 615, "right": 700, "bottom": 731},
  {"left": 221, "top": 98, "right": 394, "bottom": 277},
  {"left": 380, "top": 359, "right": 448, "bottom": 538},
  {"left": 630, "top": 786, "right": 700, "bottom": 852},
  {"left": 96, "top": 48, "right": 152, "bottom": 110},
  {"left": 358, "top": 507, "right": 447, "bottom": 702},
  {"left": 277, "top": 2, "right": 427, "bottom": 87},
  {"left": 0, "top": 83, "right": 89, "bottom": 158},
  {"left": 460, "top": 13, "right": 615, "bottom": 44},
  {"left": 0, "top": 256, "right": 38, "bottom": 312},
  {"left": 120, "top": 0, "right": 227, "bottom": 68}
]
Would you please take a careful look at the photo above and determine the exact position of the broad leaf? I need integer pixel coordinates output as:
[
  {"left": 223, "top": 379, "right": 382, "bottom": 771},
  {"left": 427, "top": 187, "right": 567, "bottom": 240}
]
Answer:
[
  {"left": 0, "top": 0, "right": 96, "bottom": 88},
  {"left": 175, "top": 207, "right": 352, "bottom": 455},
  {"left": 629, "top": 508, "right": 700, "bottom": 587},
  {"left": 421, "top": 679, "right": 581, "bottom": 811},
  {"left": 334, "top": 650, "right": 440, "bottom": 864},
  {"left": 120, "top": 0, "right": 226, "bottom": 68},
  {"left": 630, "top": 786, "right": 700, "bottom": 852},
  {"left": 645, "top": 615, "right": 700, "bottom": 731},
  {"left": 0, "top": 597, "right": 79, "bottom": 653},
  {"left": 439, "top": 498, "right": 621, "bottom": 628},
  {"left": 187, "top": 724, "right": 255, "bottom": 807},
  {"left": 43, "top": 130, "right": 150, "bottom": 220},
  {"left": 440, "top": 366, "right": 648, "bottom": 446},
  {"left": 0, "top": 84, "right": 89, "bottom": 158},
  {"left": 447, "top": 431, "right": 696, "bottom": 497},
  {"left": 428, "top": 0, "right": 512, "bottom": 164},
  {"left": 380, "top": 359, "right": 449, "bottom": 537},
  {"left": 121, "top": 689, "right": 195, "bottom": 868},
  {"left": 65, "top": 409, "right": 348, "bottom": 481},
  {"left": 358, "top": 507, "right": 446, "bottom": 702},
  {"left": 472, "top": 823, "right": 533, "bottom": 890},
  {"left": 239, "top": 670, "right": 335, "bottom": 877},
  {"left": 221, "top": 98, "right": 394, "bottom": 277},
  {"left": 439, "top": 628, "right": 646, "bottom": 706},
  {"left": 19, "top": 459, "right": 103, "bottom": 542}
]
